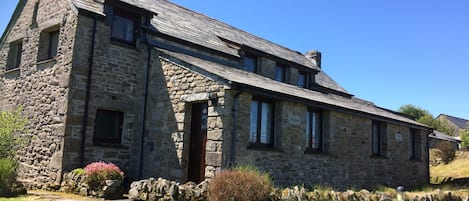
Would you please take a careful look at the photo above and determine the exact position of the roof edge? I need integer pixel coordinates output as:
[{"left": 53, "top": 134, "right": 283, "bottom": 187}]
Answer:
[{"left": 0, "top": 0, "right": 27, "bottom": 48}]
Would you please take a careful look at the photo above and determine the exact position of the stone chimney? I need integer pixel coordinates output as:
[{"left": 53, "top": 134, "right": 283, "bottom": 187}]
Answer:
[{"left": 305, "top": 50, "right": 321, "bottom": 68}]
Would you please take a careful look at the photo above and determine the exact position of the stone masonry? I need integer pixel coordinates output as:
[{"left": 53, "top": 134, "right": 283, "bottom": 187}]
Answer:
[
  {"left": 0, "top": 0, "right": 78, "bottom": 188},
  {"left": 1, "top": 0, "right": 430, "bottom": 189}
]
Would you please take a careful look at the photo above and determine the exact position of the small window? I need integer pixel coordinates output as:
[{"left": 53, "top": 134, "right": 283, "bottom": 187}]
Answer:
[
  {"left": 48, "top": 30, "right": 59, "bottom": 59},
  {"left": 6, "top": 40, "right": 22, "bottom": 71},
  {"left": 371, "top": 121, "right": 387, "bottom": 157},
  {"left": 243, "top": 54, "right": 257, "bottom": 72},
  {"left": 93, "top": 109, "right": 124, "bottom": 144},
  {"left": 38, "top": 29, "right": 60, "bottom": 61},
  {"left": 410, "top": 129, "right": 421, "bottom": 160},
  {"left": 111, "top": 9, "right": 137, "bottom": 44},
  {"left": 275, "top": 64, "right": 286, "bottom": 82},
  {"left": 249, "top": 98, "right": 274, "bottom": 147},
  {"left": 305, "top": 109, "right": 322, "bottom": 152},
  {"left": 297, "top": 71, "right": 310, "bottom": 88}
]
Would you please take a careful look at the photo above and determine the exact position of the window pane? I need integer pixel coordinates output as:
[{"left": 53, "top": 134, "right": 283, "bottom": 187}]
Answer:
[
  {"left": 112, "top": 15, "right": 134, "bottom": 42},
  {"left": 372, "top": 122, "right": 380, "bottom": 155},
  {"left": 275, "top": 65, "right": 285, "bottom": 82},
  {"left": 305, "top": 111, "right": 311, "bottom": 147},
  {"left": 260, "top": 102, "right": 273, "bottom": 144},
  {"left": 243, "top": 55, "right": 256, "bottom": 72},
  {"left": 249, "top": 101, "right": 258, "bottom": 143},
  {"left": 298, "top": 73, "right": 306, "bottom": 88},
  {"left": 311, "top": 112, "right": 320, "bottom": 149},
  {"left": 94, "top": 110, "right": 123, "bottom": 143},
  {"left": 48, "top": 30, "right": 59, "bottom": 58}
]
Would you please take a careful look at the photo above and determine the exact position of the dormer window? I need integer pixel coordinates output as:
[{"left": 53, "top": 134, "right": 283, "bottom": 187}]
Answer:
[
  {"left": 243, "top": 54, "right": 257, "bottom": 72},
  {"left": 111, "top": 9, "right": 137, "bottom": 45},
  {"left": 275, "top": 64, "right": 286, "bottom": 82},
  {"left": 298, "top": 71, "right": 310, "bottom": 88}
]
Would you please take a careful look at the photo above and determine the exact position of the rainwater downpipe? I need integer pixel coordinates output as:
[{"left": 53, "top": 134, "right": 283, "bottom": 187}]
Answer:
[
  {"left": 230, "top": 89, "right": 242, "bottom": 167},
  {"left": 138, "top": 24, "right": 152, "bottom": 179},
  {"left": 80, "top": 14, "right": 98, "bottom": 167}
]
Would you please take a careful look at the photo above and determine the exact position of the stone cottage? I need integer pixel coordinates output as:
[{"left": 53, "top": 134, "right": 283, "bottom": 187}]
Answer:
[{"left": 1, "top": 0, "right": 431, "bottom": 189}]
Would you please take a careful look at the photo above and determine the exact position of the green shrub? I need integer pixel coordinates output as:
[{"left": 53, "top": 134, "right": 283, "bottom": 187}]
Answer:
[
  {"left": 208, "top": 165, "right": 272, "bottom": 201},
  {"left": 84, "top": 161, "right": 124, "bottom": 190},
  {"left": 71, "top": 168, "right": 85, "bottom": 176},
  {"left": 436, "top": 141, "right": 456, "bottom": 164},
  {"left": 0, "top": 107, "right": 29, "bottom": 159},
  {"left": 0, "top": 159, "right": 17, "bottom": 197}
]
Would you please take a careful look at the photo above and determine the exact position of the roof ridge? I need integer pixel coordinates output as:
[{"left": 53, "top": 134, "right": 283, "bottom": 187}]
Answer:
[{"left": 163, "top": 0, "right": 310, "bottom": 59}]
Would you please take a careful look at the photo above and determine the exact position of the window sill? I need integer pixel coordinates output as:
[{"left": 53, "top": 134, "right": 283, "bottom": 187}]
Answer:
[
  {"left": 304, "top": 149, "right": 324, "bottom": 155},
  {"left": 247, "top": 145, "right": 283, "bottom": 153},
  {"left": 92, "top": 142, "right": 128, "bottom": 149},
  {"left": 36, "top": 57, "right": 57, "bottom": 70},
  {"left": 370, "top": 155, "right": 388, "bottom": 160},
  {"left": 4, "top": 67, "right": 20, "bottom": 79},
  {"left": 110, "top": 39, "right": 138, "bottom": 49}
]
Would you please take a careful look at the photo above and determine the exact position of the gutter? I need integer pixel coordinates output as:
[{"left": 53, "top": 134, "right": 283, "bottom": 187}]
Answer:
[
  {"left": 229, "top": 89, "right": 243, "bottom": 167},
  {"left": 80, "top": 14, "right": 97, "bottom": 166}
]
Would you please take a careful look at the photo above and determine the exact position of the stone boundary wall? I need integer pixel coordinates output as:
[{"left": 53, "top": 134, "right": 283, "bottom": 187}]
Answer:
[{"left": 128, "top": 178, "right": 468, "bottom": 201}]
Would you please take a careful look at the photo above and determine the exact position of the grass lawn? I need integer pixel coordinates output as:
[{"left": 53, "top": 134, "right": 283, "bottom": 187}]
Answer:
[
  {"left": 430, "top": 157, "right": 469, "bottom": 180},
  {"left": 0, "top": 190, "right": 102, "bottom": 201},
  {"left": 0, "top": 197, "right": 34, "bottom": 201}
]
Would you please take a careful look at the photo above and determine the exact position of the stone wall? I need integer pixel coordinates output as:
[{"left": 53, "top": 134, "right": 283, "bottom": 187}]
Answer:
[
  {"left": 63, "top": 13, "right": 149, "bottom": 181},
  {"left": 231, "top": 94, "right": 429, "bottom": 189},
  {"left": 0, "top": 0, "right": 78, "bottom": 188},
  {"left": 140, "top": 55, "right": 227, "bottom": 181}
]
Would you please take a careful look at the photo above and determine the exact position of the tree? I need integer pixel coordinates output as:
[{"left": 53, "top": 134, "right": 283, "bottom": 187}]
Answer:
[
  {"left": 398, "top": 104, "right": 436, "bottom": 127},
  {"left": 460, "top": 123, "right": 469, "bottom": 149},
  {"left": 0, "top": 107, "right": 29, "bottom": 159},
  {"left": 398, "top": 104, "right": 433, "bottom": 121}
]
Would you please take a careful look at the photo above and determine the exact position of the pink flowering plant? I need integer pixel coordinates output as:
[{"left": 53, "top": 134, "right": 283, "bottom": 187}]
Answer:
[{"left": 84, "top": 161, "right": 124, "bottom": 190}]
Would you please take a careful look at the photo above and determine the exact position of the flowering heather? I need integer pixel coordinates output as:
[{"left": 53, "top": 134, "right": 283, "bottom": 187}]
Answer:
[{"left": 84, "top": 161, "right": 124, "bottom": 190}]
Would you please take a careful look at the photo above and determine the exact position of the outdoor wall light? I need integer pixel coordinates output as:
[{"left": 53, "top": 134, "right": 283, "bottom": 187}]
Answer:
[{"left": 396, "top": 186, "right": 405, "bottom": 201}]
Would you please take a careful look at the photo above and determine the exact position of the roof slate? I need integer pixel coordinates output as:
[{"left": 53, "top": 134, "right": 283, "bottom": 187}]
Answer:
[
  {"left": 429, "top": 130, "right": 460, "bottom": 143},
  {"left": 439, "top": 114, "right": 469, "bottom": 129},
  {"left": 158, "top": 48, "right": 429, "bottom": 129},
  {"left": 72, "top": 0, "right": 319, "bottom": 70},
  {"left": 70, "top": 0, "right": 426, "bottom": 129}
]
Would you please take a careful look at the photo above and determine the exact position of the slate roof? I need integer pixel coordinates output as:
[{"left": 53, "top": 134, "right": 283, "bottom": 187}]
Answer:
[
  {"left": 71, "top": 0, "right": 350, "bottom": 95},
  {"left": 429, "top": 130, "right": 460, "bottom": 143},
  {"left": 438, "top": 114, "right": 469, "bottom": 129},
  {"left": 157, "top": 48, "right": 429, "bottom": 129},
  {"left": 66, "top": 0, "right": 430, "bottom": 129}
]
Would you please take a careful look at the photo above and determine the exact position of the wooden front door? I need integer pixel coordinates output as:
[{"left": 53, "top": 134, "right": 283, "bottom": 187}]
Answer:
[{"left": 187, "top": 102, "right": 208, "bottom": 183}]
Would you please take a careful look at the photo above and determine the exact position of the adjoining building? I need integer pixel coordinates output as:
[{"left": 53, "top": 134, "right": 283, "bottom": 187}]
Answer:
[{"left": 1, "top": 0, "right": 431, "bottom": 189}]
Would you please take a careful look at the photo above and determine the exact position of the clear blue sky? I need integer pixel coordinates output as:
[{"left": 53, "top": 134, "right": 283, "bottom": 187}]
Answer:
[{"left": 1, "top": 0, "right": 468, "bottom": 119}]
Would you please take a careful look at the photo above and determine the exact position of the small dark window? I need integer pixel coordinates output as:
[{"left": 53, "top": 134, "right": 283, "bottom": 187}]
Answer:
[
  {"left": 249, "top": 98, "right": 274, "bottom": 147},
  {"left": 6, "top": 40, "right": 22, "bottom": 71},
  {"left": 306, "top": 109, "right": 322, "bottom": 152},
  {"left": 298, "top": 71, "right": 310, "bottom": 88},
  {"left": 111, "top": 9, "right": 136, "bottom": 45},
  {"left": 38, "top": 29, "right": 60, "bottom": 61},
  {"left": 410, "top": 129, "right": 421, "bottom": 160},
  {"left": 275, "top": 64, "right": 286, "bottom": 82},
  {"left": 93, "top": 109, "right": 124, "bottom": 144},
  {"left": 243, "top": 54, "right": 257, "bottom": 72},
  {"left": 48, "top": 30, "right": 59, "bottom": 59},
  {"left": 371, "top": 121, "right": 387, "bottom": 157}
]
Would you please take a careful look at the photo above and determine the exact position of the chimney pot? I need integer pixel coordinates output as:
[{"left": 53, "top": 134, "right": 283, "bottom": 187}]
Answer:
[{"left": 305, "top": 50, "right": 321, "bottom": 68}]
